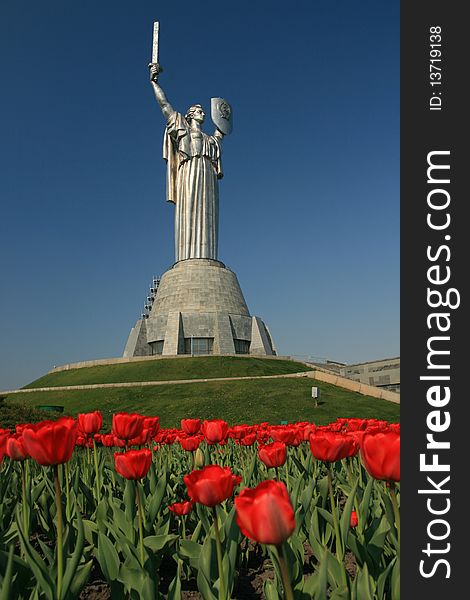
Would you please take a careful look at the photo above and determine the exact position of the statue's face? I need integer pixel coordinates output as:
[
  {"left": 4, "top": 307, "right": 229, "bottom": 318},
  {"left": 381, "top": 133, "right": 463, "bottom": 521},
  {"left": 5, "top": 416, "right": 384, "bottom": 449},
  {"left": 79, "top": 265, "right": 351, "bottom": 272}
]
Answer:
[{"left": 192, "top": 106, "right": 205, "bottom": 124}]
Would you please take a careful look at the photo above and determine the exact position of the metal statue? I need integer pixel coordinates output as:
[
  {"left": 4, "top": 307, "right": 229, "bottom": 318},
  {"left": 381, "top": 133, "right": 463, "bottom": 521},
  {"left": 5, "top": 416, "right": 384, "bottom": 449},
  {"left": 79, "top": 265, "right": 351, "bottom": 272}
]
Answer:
[{"left": 149, "top": 22, "right": 232, "bottom": 262}]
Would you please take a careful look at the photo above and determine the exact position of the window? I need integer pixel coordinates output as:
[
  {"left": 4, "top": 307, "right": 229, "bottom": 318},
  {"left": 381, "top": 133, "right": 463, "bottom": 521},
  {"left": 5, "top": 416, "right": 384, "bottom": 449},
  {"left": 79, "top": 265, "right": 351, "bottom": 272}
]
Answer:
[
  {"left": 150, "top": 340, "right": 164, "bottom": 355},
  {"left": 184, "top": 337, "right": 214, "bottom": 355},
  {"left": 234, "top": 339, "right": 250, "bottom": 354}
]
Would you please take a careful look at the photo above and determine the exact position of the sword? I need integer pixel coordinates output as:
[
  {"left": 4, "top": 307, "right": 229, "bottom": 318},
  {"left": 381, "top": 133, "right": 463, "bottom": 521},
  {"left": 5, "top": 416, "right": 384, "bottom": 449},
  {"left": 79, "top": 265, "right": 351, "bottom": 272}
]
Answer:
[{"left": 152, "top": 21, "right": 159, "bottom": 65}]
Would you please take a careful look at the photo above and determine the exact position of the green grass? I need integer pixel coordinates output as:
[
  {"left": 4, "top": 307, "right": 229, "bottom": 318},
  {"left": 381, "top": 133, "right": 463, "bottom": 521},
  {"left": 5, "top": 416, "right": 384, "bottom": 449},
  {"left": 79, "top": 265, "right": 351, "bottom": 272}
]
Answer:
[
  {"left": 10, "top": 377, "right": 400, "bottom": 429},
  {"left": 24, "top": 356, "right": 312, "bottom": 389}
]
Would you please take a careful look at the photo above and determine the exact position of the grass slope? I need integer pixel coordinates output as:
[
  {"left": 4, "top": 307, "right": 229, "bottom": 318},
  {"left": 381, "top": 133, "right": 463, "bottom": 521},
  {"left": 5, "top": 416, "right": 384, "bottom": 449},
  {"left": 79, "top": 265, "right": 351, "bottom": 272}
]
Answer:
[
  {"left": 24, "top": 356, "right": 312, "bottom": 389},
  {"left": 11, "top": 377, "right": 400, "bottom": 429}
]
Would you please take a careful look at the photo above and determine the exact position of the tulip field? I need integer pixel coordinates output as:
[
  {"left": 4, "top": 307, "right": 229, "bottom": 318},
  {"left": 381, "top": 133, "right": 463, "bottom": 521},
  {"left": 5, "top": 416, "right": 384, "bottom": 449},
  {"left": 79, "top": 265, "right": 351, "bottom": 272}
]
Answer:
[{"left": 0, "top": 412, "right": 400, "bottom": 599}]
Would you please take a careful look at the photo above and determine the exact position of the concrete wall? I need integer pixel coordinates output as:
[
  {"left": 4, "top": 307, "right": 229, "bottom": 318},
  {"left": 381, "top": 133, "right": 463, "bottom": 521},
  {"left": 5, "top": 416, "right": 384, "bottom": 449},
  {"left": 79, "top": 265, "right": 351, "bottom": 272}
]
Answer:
[{"left": 306, "top": 369, "right": 400, "bottom": 404}]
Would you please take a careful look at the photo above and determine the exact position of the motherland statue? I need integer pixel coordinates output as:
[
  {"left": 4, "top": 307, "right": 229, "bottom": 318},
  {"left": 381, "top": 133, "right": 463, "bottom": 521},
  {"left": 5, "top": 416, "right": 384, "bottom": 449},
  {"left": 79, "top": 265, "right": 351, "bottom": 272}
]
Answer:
[
  {"left": 123, "top": 22, "right": 276, "bottom": 358},
  {"left": 148, "top": 27, "right": 232, "bottom": 262}
]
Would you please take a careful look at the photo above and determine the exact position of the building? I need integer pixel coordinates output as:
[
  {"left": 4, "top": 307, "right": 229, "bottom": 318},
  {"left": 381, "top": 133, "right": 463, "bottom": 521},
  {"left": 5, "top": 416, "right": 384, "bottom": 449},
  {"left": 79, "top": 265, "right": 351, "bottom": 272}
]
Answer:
[{"left": 338, "top": 357, "right": 400, "bottom": 393}]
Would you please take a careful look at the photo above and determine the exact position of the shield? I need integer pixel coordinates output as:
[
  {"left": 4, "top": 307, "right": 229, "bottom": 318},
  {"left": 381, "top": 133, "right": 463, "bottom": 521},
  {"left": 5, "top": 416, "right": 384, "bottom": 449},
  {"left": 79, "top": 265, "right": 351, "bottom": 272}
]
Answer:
[{"left": 211, "top": 97, "right": 233, "bottom": 135}]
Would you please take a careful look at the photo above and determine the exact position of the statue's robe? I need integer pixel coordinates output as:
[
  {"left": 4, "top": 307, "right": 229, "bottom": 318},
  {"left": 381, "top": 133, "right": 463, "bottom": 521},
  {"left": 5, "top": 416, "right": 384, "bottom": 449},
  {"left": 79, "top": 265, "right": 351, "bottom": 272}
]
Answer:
[{"left": 163, "top": 112, "right": 223, "bottom": 262}]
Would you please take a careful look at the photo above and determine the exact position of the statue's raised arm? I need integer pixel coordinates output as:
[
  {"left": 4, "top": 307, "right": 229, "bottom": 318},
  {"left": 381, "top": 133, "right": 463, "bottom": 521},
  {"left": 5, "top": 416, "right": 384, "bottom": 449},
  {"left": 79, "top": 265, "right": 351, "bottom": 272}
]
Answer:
[
  {"left": 149, "top": 63, "right": 174, "bottom": 120},
  {"left": 147, "top": 52, "right": 228, "bottom": 263}
]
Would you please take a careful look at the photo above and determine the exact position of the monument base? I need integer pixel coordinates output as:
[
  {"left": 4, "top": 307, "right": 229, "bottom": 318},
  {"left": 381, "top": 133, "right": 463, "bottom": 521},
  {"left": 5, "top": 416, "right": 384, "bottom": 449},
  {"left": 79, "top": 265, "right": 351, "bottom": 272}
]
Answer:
[{"left": 123, "top": 259, "right": 276, "bottom": 358}]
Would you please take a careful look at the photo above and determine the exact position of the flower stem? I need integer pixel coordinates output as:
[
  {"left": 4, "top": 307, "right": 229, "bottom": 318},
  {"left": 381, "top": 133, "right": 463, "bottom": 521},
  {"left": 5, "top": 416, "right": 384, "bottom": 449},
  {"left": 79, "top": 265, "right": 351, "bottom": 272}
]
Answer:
[
  {"left": 327, "top": 465, "right": 343, "bottom": 561},
  {"left": 64, "top": 462, "right": 71, "bottom": 520},
  {"left": 21, "top": 461, "right": 28, "bottom": 538},
  {"left": 135, "top": 481, "right": 145, "bottom": 568},
  {"left": 277, "top": 544, "right": 294, "bottom": 600},
  {"left": 53, "top": 465, "right": 63, "bottom": 599},
  {"left": 212, "top": 506, "right": 226, "bottom": 600},
  {"left": 389, "top": 483, "right": 401, "bottom": 549},
  {"left": 92, "top": 439, "right": 101, "bottom": 504}
]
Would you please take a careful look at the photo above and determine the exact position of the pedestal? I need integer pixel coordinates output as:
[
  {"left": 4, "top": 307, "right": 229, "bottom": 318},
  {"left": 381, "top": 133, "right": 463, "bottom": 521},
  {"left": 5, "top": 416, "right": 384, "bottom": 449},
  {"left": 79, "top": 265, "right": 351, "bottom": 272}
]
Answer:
[{"left": 123, "top": 259, "right": 276, "bottom": 357}]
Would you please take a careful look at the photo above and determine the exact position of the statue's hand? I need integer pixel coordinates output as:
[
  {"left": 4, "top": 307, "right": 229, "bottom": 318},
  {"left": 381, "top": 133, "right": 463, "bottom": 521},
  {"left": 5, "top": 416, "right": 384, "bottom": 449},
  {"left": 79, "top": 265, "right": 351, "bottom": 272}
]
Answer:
[{"left": 148, "top": 63, "right": 163, "bottom": 83}]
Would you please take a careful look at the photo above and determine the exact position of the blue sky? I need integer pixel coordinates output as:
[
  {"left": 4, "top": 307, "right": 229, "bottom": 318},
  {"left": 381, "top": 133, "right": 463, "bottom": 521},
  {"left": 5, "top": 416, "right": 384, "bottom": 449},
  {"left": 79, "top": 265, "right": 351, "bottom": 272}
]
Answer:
[{"left": 0, "top": 1, "right": 399, "bottom": 390}]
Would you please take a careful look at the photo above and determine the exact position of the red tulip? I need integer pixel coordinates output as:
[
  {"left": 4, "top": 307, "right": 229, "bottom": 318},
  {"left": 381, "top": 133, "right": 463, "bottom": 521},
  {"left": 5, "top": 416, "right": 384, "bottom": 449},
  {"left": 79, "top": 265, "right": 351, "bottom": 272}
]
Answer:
[
  {"left": 179, "top": 435, "right": 202, "bottom": 452},
  {"left": 100, "top": 434, "right": 115, "bottom": 447},
  {"left": 239, "top": 433, "right": 257, "bottom": 446},
  {"left": 181, "top": 418, "right": 201, "bottom": 435},
  {"left": 201, "top": 419, "right": 229, "bottom": 444},
  {"left": 0, "top": 428, "right": 10, "bottom": 460},
  {"left": 350, "top": 510, "right": 359, "bottom": 528},
  {"left": 114, "top": 449, "right": 152, "bottom": 480},
  {"left": 169, "top": 500, "right": 194, "bottom": 515},
  {"left": 230, "top": 425, "right": 251, "bottom": 439},
  {"left": 184, "top": 465, "right": 236, "bottom": 506},
  {"left": 77, "top": 411, "right": 102, "bottom": 436},
  {"left": 232, "top": 474, "right": 243, "bottom": 488},
  {"left": 269, "top": 426, "right": 298, "bottom": 445},
  {"left": 360, "top": 431, "right": 400, "bottom": 482},
  {"left": 258, "top": 441, "right": 287, "bottom": 468},
  {"left": 22, "top": 418, "right": 77, "bottom": 466},
  {"left": 112, "top": 412, "right": 144, "bottom": 441},
  {"left": 143, "top": 416, "right": 160, "bottom": 437},
  {"left": 235, "top": 480, "right": 295, "bottom": 545},
  {"left": 6, "top": 435, "right": 29, "bottom": 461},
  {"left": 309, "top": 431, "right": 359, "bottom": 462},
  {"left": 128, "top": 428, "right": 152, "bottom": 446}
]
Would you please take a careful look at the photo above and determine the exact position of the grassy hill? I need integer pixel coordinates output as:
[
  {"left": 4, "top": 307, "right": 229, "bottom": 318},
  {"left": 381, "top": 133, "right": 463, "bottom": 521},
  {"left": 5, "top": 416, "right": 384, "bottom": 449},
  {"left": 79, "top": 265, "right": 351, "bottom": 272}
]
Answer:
[
  {"left": 24, "top": 356, "right": 312, "bottom": 388},
  {"left": 4, "top": 357, "right": 400, "bottom": 429}
]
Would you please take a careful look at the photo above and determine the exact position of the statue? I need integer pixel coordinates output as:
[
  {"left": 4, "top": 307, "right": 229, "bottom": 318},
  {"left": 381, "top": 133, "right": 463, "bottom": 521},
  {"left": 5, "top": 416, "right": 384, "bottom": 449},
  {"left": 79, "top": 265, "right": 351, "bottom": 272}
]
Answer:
[
  {"left": 148, "top": 27, "right": 232, "bottom": 263},
  {"left": 122, "top": 22, "right": 277, "bottom": 359}
]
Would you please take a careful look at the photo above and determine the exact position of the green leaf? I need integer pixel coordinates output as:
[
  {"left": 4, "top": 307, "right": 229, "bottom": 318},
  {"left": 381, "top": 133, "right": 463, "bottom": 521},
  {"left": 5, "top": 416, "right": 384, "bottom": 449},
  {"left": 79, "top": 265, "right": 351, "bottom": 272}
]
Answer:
[
  {"left": 117, "top": 564, "right": 145, "bottom": 594},
  {"left": 222, "top": 506, "right": 241, "bottom": 592},
  {"left": 264, "top": 578, "right": 281, "bottom": 600},
  {"left": 300, "top": 480, "right": 315, "bottom": 514},
  {"left": 61, "top": 510, "right": 86, "bottom": 600},
  {"left": 318, "top": 475, "right": 329, "bottom": 506},
  {"left": 31, "top": 479, "right": 46, "bottom": 505},
  {"left": 340, "top": 478, "right": 359, "bottom": 549},
  {"left": 198, "top": 531, "right": 218, "bottom": 583},
  {"left": 376, "top": 556, "right": 396, "bottom": 599},
  {"left": 359, "top": 477, "right": 374, "bottom": 528},
  {"left": 82, "top": 519, "right": 98, "bottom": 546},
  {"left": 167, "top": 561, "right": 182, "bottom": 600},
  {"left": 290, "top": 471, "right": 304, "bottom": 509},
  {"left": 141, "top": 573, "right": 157, "bottom": 599},
  {"left": 0, "top": 545, "right": 14, "bottom": 600},
  {"left": 367, "top": 516, "right": 390, "bottom": 564},
  {"left": 329, "top": 585, "right": 350, "bottom": 600},
  {"left": 148, "top": 472, "right": 167, "bottom": 523},
  {"left": 68, "top": 560, "right": 93, "bottom": 598},
  {"left": 303, "top": 551, "right": 328, "bottom": 599},
  {"left": 124, "top": 480, "right": 136, "bottom": 523},
  {"left": 243, "top": 450, "right": 257, "bottom": 487},
  {"left": 325, "top": 549, "right": 348, "bottom": 589},
  {"left": 143, "top": 534, "right": 178, "bottom": 553},
  {"left": 191, "top": 519, "right": 203, "bottom": 543},
  {"left": 317, "top": 506, "right": 335, "bottom": 528},
  {"left": 196, "top": 569, "right": 218, "bottom": 600},
  {"left": 391, "top": 556, "right": 400, "bottom": 600},
  {"left": 97, "top": 532, "right": 120, "bottom": 581},
  {"left": 179, "top": 539, "right": 201, "bottom": 558},
  {"left": 196, "top": 503, "right": 212, "bottom": 536},
  {"left": 16, "top": 511, "right": 55, "bottom": 600},
  {"left": 353, "top": 562, "right": 375, "bottom": 600},
  {"left": 110, "top": 501, "right": 134, "bottom": 541}
]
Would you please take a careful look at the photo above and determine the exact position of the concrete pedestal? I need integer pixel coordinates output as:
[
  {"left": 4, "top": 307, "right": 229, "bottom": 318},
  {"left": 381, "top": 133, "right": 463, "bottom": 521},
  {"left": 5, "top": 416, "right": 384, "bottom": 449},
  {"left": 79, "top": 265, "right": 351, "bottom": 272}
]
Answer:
[{"left": 123, "top": 259, "right": 276, "bottom": 357}]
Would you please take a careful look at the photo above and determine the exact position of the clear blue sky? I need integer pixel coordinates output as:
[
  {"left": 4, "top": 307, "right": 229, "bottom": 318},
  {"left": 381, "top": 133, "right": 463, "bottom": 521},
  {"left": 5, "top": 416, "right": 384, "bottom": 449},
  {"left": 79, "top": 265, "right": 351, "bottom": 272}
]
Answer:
[{"left": 0, "top": 1, "right": 399, "bottom": 390}]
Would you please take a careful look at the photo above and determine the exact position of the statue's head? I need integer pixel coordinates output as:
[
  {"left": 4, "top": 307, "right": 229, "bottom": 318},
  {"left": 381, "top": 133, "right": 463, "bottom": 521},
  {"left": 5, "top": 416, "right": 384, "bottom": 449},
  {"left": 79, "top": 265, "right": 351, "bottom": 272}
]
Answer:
[{"left": 185, "top": 104, "right": 205, "bottom": 124}]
